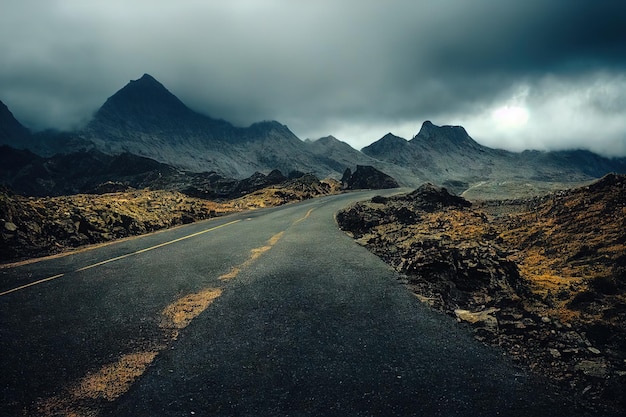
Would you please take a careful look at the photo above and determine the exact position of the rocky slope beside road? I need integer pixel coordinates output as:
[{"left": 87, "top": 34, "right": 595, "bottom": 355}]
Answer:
[
  {"left": 0, "top": 189, "right": 232, "bottom": 262},
  {"left": 0, "top": 175, "right": 341, "bottom": 263},
  {"left": 336, "top": 175, "right": 626, "bottom": 415}
]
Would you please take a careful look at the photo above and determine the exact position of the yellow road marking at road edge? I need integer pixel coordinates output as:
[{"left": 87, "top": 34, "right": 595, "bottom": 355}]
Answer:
[
  {"left": 0, "top": 220, "right": 241, "bottom": 297},
  {"left": 36, "top": 288, "right": 225, "bottom": 416},
  {"left": 0, "top": 274, "right": 65, "bottom": 297},
  {"left": 76, "top": 220, "right": 241, "bottom": 272},
  {"left": 36, "top": 287, "right": 225, "bottom": 416}
]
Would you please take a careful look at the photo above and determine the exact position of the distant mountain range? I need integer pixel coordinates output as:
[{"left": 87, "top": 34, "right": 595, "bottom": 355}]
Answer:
[
  {"left": 363, "top": 121, "right": 626, "bottom": 192},
  {"left": 1, "top": 73, "right": 625, "bottom": 196}
]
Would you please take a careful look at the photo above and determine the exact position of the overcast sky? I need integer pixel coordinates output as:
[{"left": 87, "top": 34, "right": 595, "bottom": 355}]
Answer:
[{"left": 1, "top": 0, "right": 625, "bottom": 156}]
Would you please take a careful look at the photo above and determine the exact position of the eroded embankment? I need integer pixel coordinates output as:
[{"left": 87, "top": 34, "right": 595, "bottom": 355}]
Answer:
[
  {"left": 337, "top": 174, "right": 626, "bottom": 415},
  {"left": 0, "top": 176, "right": 340, "bottom": 262}
]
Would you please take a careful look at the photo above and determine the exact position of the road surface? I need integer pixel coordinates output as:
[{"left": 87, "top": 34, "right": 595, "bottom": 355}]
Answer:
[{"left": 0, "top": 191, "right": 598, "bottom": 416}]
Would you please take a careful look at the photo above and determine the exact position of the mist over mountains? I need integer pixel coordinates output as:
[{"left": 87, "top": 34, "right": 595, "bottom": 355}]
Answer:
[{"left": 1, "top": 73, "right": 625, "bottom": 197}]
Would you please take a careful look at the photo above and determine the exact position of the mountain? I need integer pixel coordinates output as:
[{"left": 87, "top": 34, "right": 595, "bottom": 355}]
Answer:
[
  {"left": 3, "top": 74, "right": 626, "bottom": 197},
  {"left": 0, "top": 100, "right": 31, "bottom": 149},
  {"left": 363, "top": 121, "right": 626, "bottom": 195},
  {"left": 84, "top": 74, "right": 235, "bottom": 146},
  {"left": 80, "top": 74, "right": 344, "bottom": 178},
  {"left": 363, "top": 122, "right": 508, "bottom": 186},
  {"left": 362, "top": 133, "right": 416, "bottom": 166},
  {"left": 306, "top": 135, "right": 421, "bottom": 187}
]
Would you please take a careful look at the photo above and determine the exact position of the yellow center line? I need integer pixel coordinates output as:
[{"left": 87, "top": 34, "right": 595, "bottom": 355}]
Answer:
[
  {"left": 0, "top": 219, "right": 241, "bottom": 297},
  {"left": 219, "top": 231, "right": 284, "bottom": 281},
  {"left": 294, "top": 207, "right": 315, "bottom": 224}
]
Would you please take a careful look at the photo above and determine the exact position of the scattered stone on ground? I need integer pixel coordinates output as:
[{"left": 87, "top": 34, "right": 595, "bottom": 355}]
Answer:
[{"left": 337, "top": 175, "right": 626, "bottom": 415}]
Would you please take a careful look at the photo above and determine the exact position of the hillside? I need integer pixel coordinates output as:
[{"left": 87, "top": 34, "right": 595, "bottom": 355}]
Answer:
[
  {"left": 0, "top": 144, "right": 348, "bottom": 201},
  {"left": 0, "top": 175, "right": 341, "bottom": 262},
  {"left": 337, "top": 175, "right": 626, "bottom": 414}
]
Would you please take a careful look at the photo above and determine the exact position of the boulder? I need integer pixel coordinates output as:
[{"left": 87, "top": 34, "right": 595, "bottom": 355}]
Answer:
[{"left": 341, "top": 165, "right": 399, "bottom": 190}]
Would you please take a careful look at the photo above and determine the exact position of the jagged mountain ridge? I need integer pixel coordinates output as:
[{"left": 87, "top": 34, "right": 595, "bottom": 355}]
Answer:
[
  {"left": 2, "top": 73, "right": 626, "bottom": 194},
  {"left": 80, "top": 74, "right": 343, "bottom": 178},
  {"left": 363, "top": 120, "right": 626, "bottom": 193}
]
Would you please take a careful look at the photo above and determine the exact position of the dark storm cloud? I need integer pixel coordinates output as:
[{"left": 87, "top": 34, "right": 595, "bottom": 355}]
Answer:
[{"left": 0, "top": 0, "right": 625, "bottom": 155}]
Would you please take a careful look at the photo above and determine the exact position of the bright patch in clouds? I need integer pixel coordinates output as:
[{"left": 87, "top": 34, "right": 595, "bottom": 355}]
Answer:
[
  {"left": 461, "top": 74, "right": 626, "bottom": 156},
  {"left": 492, "top": 105, "right": 529, "bottom": 129}
]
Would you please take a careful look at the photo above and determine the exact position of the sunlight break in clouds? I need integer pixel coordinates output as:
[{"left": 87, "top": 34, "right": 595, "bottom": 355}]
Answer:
[
  {"left": 461, "top": 74, "right": 626, "bottom": 156},
  {"left": 492, "top": 106, "right": 529, "bottom": 130},
  {"left": 491, "top": 85, "right": 530, "bottom": 130}
]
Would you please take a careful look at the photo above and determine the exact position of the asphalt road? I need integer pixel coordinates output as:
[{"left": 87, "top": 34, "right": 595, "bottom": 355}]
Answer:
[{"left": 0, "top": 191, "right": 600, "bottom": 416}]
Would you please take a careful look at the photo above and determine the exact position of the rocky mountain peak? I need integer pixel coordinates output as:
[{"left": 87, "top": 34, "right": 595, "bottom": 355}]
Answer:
[
  {"left": 316, "top": 135, "right": 340, "bottom": 143},
  {"left": 414, "top": 120, "right": 470, "bottom": 143},
  {"left": 136, "top": 73, "right": 160, "bottom": 84},
  {"left": 248, "top": 120, "right": 288, "bottom": 132},
  {"left": 381, "top": 132, "right": 405, "bottom": 142},
  {"left": 416, "top": 120, "right": 437, "bottom": 137},
  {"left": 360, "top": 133, "right": 407, "bottom": 155},
  {"left": 93, "top": 73, "right": 191, "bottom": 121},
  {"left": 312, "top": 135, "right": 353, "bottom": 149}
]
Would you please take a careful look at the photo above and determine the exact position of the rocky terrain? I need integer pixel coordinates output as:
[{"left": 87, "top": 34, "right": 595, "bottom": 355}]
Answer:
[
  {"left": 0, "top": 144, "right": 340, "bottom": 201},
  {"left": 336, "top": 175, "right": 626, "bottom": 415},
  {"left": 341, "top": 165, "right": 399, "bottom": 190},
  {"left": 0, "top": 174, "right": 341, "bottom": 263}
]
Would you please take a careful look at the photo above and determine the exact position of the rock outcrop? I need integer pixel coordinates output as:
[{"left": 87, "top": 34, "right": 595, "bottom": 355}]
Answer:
[
  {"left": 0, "top": 189, "right": 229, "bottom": 261},
  {"left": 337, "top": 176, "right": 626, "bottom": 414},
  {"left": 340, "top": 165, "right": 399, "bottom": 190},
  {"left": 0, "top": 173, "right": 340, "bottom": 262},
  {"left": 337, "top": 184, "right": 523, "bottom": 310}
]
